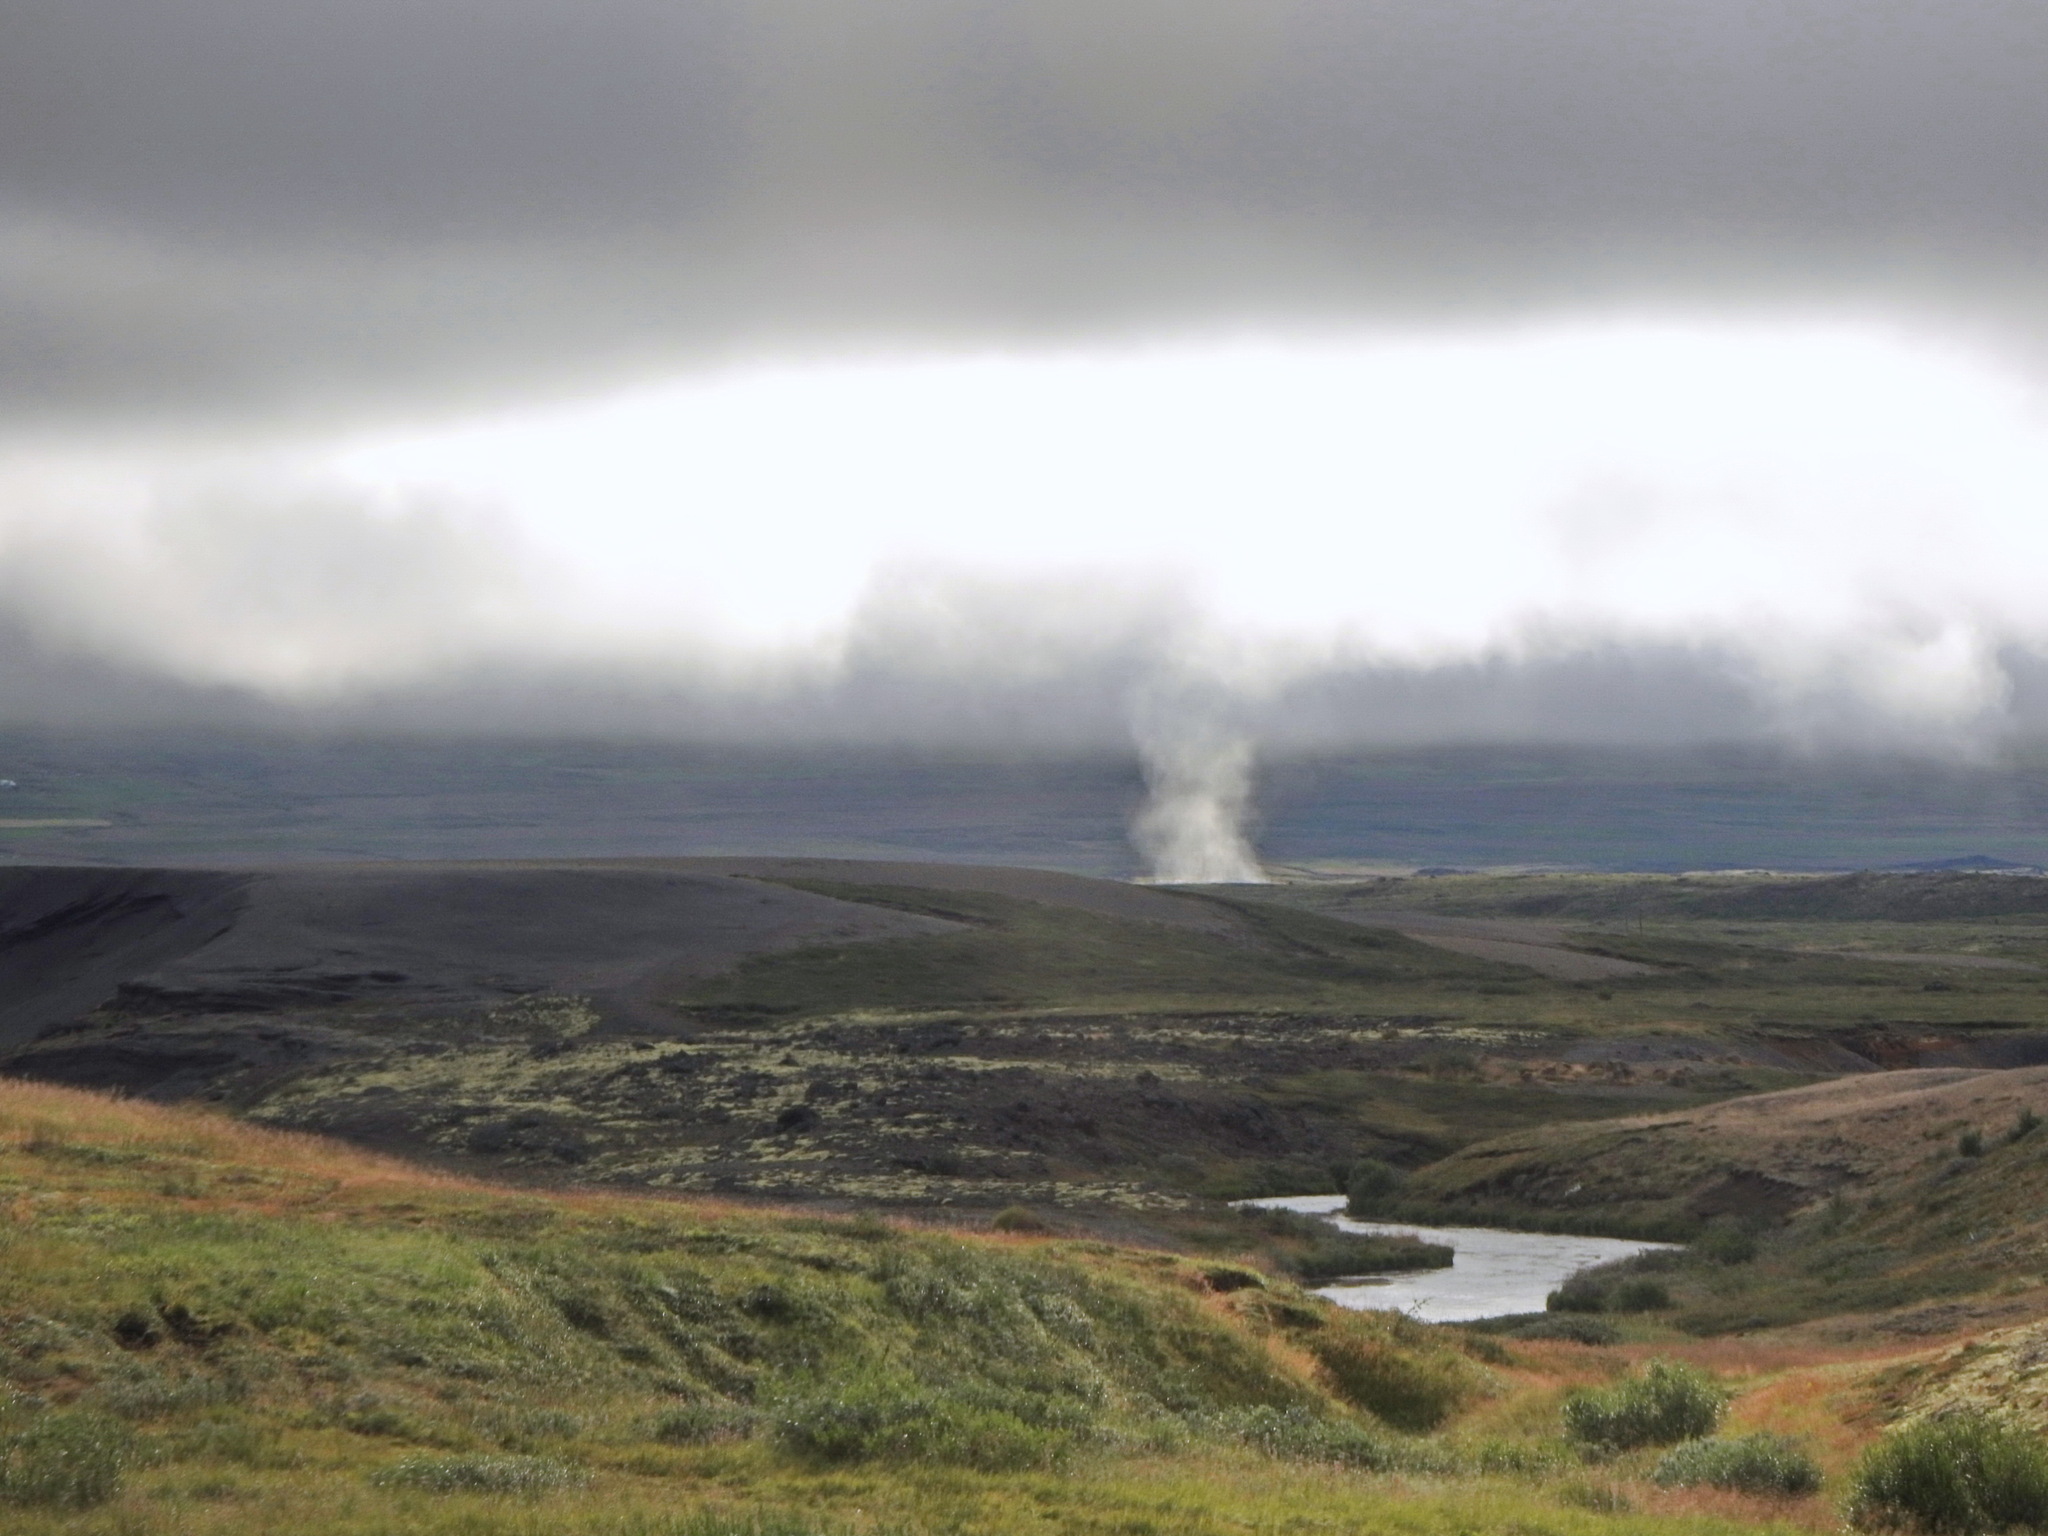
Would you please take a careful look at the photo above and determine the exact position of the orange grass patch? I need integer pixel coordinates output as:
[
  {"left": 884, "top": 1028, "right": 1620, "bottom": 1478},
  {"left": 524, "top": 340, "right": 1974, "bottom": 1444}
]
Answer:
[{"left": 1637, "top": 1479, "right": 1837, "bottom": 1531}]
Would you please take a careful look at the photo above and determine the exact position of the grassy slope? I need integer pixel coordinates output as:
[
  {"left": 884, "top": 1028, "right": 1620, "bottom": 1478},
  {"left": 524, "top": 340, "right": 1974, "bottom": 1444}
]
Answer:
[
  {"left": 1226, "top": 877, "right": 2048, "bottom": 1035},
  {"left": 1373, "top": 1066, "right": 2048, "bottom": 1332},
  {"left": 0, "top": 1075, "right": 1899, "bottom": 1536},
  {"left": 672, "top": 882, "right": 1521, "bottom": 1020}
]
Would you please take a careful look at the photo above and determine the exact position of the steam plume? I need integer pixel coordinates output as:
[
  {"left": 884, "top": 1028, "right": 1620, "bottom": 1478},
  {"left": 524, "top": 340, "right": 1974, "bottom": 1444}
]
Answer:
[{"left": 1130, "top": 710, "right": 1267, "bottom": 884}]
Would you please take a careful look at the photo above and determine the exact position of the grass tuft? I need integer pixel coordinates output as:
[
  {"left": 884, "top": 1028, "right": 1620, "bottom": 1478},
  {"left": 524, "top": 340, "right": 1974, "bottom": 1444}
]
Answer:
[
  {"left": 367, "top": 1452, "right": 589, "bottom": 1495},
  {"left": 0, "top": 1409, "right": 133, "bottom": 1508}
]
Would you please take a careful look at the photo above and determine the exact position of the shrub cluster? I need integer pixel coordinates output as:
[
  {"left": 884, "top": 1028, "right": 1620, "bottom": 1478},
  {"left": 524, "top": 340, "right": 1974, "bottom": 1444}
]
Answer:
[
  {"left": 1562, "top": 1360, "right": 1725, "bottom": 1451},
  {"left": 770, "top": 1372, "right": 1073, "bottom": 1470},
  {"left": 1285, "top": 1233, "right": 1453, "bottom": 1283},
  {"left": 1548, "top": 1255, "right": 1677, "bottom": 1313},
  {"left": 1346, "top": 1161, "right": 1409, "bottom": 1217},
  {"left": 368, "top": 1452, "right": 589, "bottom": 1495},
  {"left": 1653, "top": 1433, "right": 1823, "bottom": 1496},
  {"left": 1693, "top": 1220, "right": 1760, "bottom": 1265},
  {"left": 1200, "top": 1405, "right": 1398, "bottom": 1469},
  {"left": 1848, "top": 1411, "right": 2048, "bottom": 1533},
  {"left": 0, "top": 1409, "right": 132, "bottom": 1508}
]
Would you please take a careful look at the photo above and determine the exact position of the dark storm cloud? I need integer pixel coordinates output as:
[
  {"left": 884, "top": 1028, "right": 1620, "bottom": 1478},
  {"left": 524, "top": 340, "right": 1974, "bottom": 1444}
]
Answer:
[{"left": 7, "top": 0, "right": 2048, "bottom": 426}]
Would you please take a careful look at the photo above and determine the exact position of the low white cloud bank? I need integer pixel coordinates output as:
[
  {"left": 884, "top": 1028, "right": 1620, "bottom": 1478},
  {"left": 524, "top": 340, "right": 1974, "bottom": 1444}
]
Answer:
[
  {"left": 324, "top": 316, "right": 2048, "bottom": 743},
  {"left": 4, "top": 316, "right": 2048, "bottom": 873}
]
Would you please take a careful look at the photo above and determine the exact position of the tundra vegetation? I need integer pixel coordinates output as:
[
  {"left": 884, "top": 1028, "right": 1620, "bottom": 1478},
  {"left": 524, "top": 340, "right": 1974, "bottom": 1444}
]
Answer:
[{"left": 9, "top": 866, "right": 2048, "bottom": 1531}]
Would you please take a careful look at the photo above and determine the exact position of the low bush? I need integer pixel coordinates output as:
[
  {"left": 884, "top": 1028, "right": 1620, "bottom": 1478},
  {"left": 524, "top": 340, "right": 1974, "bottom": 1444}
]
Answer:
[
  {"left": 2011, "top": 1108, "right": 2043, "bottom": 1145},
  {"left": 1959, "top": 1129, "right": 1985, "bottom": 1158},
  {"left": 1547, "top": 1272, "right": 1609, "bottom": 1313},
  {"left": 1693, "top": 1220, "right": 1760, "bottom": 1265},
  {"left": 1309, "top": 1330, "right": 1480, "bottom": 1432},
  {"left": 770, "top": 1375, "right": 1066, "bottom": 1470},
  {"left": 368, "top": 1452, "right": 589, "bottom": 1495},
  {"left": 1653, "top": 1433, "right": 1823, "bottom": 1496},
  {"left": 1285, "top": 1233, "right": 1453, "bottom": 1282},
  {"left": 990, "top": 1205, "right": 1050, "bottom": 1234},
  {"left": 1478, "top": 1314, "right": 1621, "bottom": 1345},
  {"left": 1202, "top": 1404, "right": 1397, "bottom": 1469},
  {"left": 1848, "top": 1411, "right": 2048, "bottom": 1533},
  {"left": 1202, "top": 1265, "right": 1265, "bottom": 1293},
  {"left": 1346, "top": 1161, "right": 1408, "bottom": 1216},
  {"left": 1551, "top": 1249, "right": 1688, "bottom": 1312},
  {"left": 1609, "top": 1278, "right": 1672, "bottom": 1312},
  {"left": 0, "top": 1410, "right": 134, "bottom": 1507},
  {"left": 1562, "top": 1360, "right": 1725, "bottom": 1451}
]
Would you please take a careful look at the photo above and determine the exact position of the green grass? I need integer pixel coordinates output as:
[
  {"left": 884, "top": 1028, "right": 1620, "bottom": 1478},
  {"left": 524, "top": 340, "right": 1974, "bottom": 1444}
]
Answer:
[{"left": 0, "top": 1076, "right": 1865, "bottom": 1536}]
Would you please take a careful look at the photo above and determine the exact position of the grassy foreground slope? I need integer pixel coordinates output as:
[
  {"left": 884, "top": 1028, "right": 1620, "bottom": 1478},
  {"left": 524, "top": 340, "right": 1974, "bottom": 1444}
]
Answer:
[{"left": 0, "top": 1075, "right": 1905, "bottom": 1536}]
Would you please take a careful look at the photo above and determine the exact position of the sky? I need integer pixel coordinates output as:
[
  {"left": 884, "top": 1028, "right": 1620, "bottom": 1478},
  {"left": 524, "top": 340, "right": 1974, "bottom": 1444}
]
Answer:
[{"left": 7, "top": 0, "right": 2048, "bottom": 799}]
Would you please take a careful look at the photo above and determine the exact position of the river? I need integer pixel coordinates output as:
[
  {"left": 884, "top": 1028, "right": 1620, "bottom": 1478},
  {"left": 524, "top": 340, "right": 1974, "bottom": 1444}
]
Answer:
[{"left": 1244, "top": 1195, "right": 1677, "bottom": 1323}]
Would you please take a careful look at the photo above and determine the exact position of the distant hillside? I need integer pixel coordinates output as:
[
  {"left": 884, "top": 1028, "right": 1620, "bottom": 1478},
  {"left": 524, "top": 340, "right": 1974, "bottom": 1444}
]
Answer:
[{"left": 1380, "top": 1065, "right": 2048, "bottom": 1331}]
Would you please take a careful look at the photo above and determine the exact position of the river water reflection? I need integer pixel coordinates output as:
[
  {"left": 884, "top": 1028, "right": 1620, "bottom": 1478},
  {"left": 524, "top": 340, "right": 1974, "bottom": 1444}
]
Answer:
[{"left": 1244, "top": 1195, "right": 1677, "bottom": 1323}]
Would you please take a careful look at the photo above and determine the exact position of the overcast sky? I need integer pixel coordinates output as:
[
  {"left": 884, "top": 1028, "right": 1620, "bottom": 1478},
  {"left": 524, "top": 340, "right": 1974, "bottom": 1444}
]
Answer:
[{"left": 6, "top": 0, "right": 2048, "bottom": 757}]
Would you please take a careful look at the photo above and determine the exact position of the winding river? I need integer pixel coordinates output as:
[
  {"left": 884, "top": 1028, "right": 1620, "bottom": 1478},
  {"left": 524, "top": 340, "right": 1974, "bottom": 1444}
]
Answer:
[{"left": 1245, "top": 1195, "right": 1677, "bottom": 1323}]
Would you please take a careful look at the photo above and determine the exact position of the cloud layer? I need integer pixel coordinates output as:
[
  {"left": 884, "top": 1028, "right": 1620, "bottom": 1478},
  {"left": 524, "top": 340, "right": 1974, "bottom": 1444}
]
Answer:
[{"left": 9, "top": 0, "right": 2048, "bottom": 426}]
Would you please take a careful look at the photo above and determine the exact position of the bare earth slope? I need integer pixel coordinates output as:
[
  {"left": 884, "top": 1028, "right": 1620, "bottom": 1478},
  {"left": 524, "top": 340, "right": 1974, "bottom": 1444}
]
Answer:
[{"left": 0, "top": 861, "right": 966, "bottom": 1048}]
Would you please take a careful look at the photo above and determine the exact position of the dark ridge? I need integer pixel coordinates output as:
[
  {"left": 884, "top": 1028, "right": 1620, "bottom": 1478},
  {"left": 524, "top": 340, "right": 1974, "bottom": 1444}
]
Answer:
[
  {"left": 1502, "top": 871, "right": 2048, "bottom": 922},
  {"left": 0, "top": 868, "right": 249, "bottom": 1050}
]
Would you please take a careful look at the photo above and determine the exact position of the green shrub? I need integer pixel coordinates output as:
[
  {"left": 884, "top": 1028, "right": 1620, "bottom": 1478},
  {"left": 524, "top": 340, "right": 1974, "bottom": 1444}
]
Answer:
[
  {"left": 1202, "top": 1265, "right": 1266, "bottom": 1293},
  {"left": 1562, "top": 1360, "right": 1725, "bottom": 1451},
  {"left": 0, "top": 1410, "right": 133, "bottom": 1507},
  {"left": 1202, "top": 1404, "right": 1396, "bottom": 1469},
  {"left": 1547, "top": 1272, "right": 1609, "bottom": 1313},
  {"left": 1848, "top": 1411, "right": 2048, "bottom": 1533},
  {"left": 770, "top": 1376, "right": 1064, "bottom": 1470},
  {"left": 368, "top": 1452, "right": 588, "bottom": 1495},
  {"left": 1610, "top": 1278, "right": 1672, "bottom": 1313},
  {"left": 1654, "top": 1433, "right": 1823, "bottom": 1496},
  {"left": 1694, "top": 1220, "right": 1759, "bottom": 1265},
  {"left": 1285, "top": 1234, "right": 1453, "bottom": 1283},
  {"left": 1346, "top": 1161, "right": 1408, "bottom": 1216},
  {"left": 1497, "top": 1314, "right": 1620, "bottom": 1345},
  {"left": 1959, "top": 1129, "right": 1985, "bottom": 1158},
  {"left": 1309, "top": 1331, "right": 1478, "bottom": 1432},
  {"left": 990, "top": 1205, "right": 1049, "bottom": 1234},
  {"left": 2011, "top": 1108, "right": 2043, "bottom": 1145}
]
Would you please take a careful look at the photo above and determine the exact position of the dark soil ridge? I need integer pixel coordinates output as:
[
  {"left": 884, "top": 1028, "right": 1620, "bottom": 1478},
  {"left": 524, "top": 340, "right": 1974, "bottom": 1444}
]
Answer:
[{"left": 0, "top": 858, "right": 1239, "bottom": 1055}]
